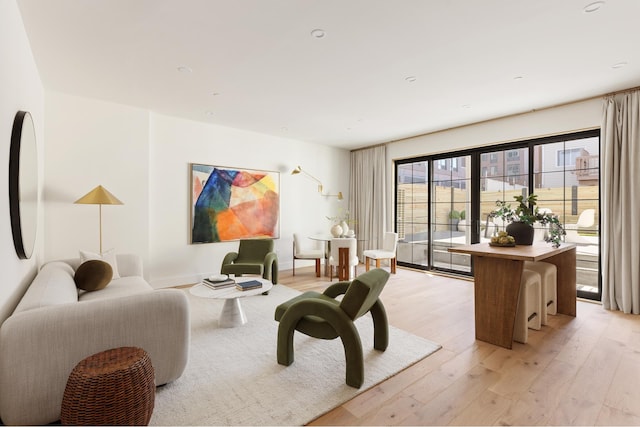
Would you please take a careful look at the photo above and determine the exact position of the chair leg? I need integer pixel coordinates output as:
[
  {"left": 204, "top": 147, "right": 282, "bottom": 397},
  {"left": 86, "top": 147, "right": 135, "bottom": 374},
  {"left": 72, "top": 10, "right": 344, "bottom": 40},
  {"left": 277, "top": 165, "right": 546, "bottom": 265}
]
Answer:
[
  {"left": 340, "top": 325, "right": 365, "bottom": 388},
  {"left": 391, "top": 257, "right": 396, "bottom": 274},
  {"left": 365, "top": 257, "right": 370, "bottom": 272},
  {"left": 370, "top": 300, "right": 389, "bottom": 351},
  {"left": 375, "top": 259, "right": 381, "bottom": 268},
  {"left": 292, "top": 257, "right": 296, "bottom": 276},
  {"left": 276, "top": 322, "right": 296, "bottom": 366},
  {"left": 315, "top": 259, "right": 321, "bottom": 277}
]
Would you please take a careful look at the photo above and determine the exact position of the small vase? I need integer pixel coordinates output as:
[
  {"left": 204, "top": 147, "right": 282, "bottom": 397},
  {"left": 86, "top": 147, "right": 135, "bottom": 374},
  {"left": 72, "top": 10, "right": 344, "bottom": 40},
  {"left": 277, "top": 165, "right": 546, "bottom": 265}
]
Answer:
[
  {"left": 340, "top": 220, "right": 349, "bottom": 237},
  {"left": 330, "top": 224, "right": 343, "bottom": 238},
  {"left": 506, "top": 221, "right": 535, "bottom": 245}
]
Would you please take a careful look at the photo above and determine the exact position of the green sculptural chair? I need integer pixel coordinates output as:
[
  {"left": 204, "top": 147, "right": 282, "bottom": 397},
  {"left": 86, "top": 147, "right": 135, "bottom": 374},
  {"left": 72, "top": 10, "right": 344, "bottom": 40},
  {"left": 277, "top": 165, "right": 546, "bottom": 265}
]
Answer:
[
  {"left": 221, "top": 238, "right": 278, "bottom": 284},
  {"left": 274, "top": 268, "right": 390, "bottom": 388}
]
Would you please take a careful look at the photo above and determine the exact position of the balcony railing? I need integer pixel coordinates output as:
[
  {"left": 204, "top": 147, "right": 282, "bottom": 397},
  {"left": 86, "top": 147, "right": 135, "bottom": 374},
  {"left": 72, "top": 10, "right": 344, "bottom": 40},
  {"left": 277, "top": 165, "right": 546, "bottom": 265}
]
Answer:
[{"left": 575, "top": 155, "right": 599, "bottom": 182}]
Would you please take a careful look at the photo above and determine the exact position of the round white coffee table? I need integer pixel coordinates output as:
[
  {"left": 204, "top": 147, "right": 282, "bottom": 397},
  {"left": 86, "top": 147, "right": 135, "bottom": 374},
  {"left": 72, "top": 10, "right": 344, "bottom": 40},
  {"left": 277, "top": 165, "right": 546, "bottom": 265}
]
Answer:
[{"left": 190, "top": 277, "right": 273, "bottom": 328}]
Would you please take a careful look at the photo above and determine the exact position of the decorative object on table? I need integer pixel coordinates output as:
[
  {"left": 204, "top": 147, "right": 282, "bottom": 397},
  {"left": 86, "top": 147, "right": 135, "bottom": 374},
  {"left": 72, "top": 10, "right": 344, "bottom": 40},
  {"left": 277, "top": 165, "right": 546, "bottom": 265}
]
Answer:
[
  {"left": 202, "top": 275, "right": 235, "bottom": 289},
  {"left": 74, "top": 185, "right": 123, "bottom": 254},
  {"left": 235, "top": 280, "right": 263, "bottom": 291},
  {"left": 291, "top": 165, "right": 343, "bottom": 199},
  {"left": 220, "top": 238, "right": 279, "bottom": 284},
  {"left": 491, "top": 193, "right": 565, "bottom": 247},
  {"left": 327, "top": 208, "right": 356, "bottom": 237},
  {"left": 190, "top": 163, "right": 279, "bottom": 244},
  {"left": 61, "top": 346, "right": 155, "bottom": 425},
  {"left": 274, "top": 268, "right": 390, "bottom": 388},
  {"left": 9, "top": 110, "right": 38, "bottom": 260},
  {"left": 489, "top": 231, "right": 516, "bottom": 247}
]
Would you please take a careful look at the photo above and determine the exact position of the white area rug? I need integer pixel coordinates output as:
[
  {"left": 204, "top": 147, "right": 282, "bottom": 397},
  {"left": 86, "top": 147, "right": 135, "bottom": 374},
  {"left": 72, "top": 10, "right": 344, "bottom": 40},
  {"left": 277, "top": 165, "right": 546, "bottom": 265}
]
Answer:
[{"left": 151, "top": 284, "right": 440, "bottom": 426}]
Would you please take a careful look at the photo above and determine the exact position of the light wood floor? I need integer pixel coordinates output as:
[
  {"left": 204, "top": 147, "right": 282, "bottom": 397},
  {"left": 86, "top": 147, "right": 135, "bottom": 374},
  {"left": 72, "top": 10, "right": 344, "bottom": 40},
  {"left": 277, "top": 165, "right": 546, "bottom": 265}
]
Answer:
[{"left": 280, "top": 265, "right": 640, "bottom": 426}]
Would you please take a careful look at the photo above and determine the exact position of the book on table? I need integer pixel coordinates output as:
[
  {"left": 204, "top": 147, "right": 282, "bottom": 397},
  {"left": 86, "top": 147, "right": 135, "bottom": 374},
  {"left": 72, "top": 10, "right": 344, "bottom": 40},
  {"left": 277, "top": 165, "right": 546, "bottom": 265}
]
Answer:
[
  {"left": 202, "top": 278, "right": 235, "bottom": 289},
  {"left": 235, "top": 280, "right": 263, "bottom": 291}
]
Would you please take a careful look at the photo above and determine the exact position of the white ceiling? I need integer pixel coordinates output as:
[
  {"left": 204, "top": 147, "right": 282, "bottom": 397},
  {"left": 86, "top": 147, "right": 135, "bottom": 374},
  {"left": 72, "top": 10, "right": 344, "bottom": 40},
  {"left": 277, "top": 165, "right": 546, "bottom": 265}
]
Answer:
[{"left": 17, "top": 0, "right": 640, "bottom": 150}]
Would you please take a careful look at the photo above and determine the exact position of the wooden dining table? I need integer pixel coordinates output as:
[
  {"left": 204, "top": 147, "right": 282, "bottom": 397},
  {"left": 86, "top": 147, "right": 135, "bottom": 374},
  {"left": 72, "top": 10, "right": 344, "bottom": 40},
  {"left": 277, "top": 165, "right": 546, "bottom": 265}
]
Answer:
[
  {"left": 448, "top": 242, "right": 576, "bottom": 349},
  {"left": 309, "top": 235, "right": 368, "bottom": 277}
]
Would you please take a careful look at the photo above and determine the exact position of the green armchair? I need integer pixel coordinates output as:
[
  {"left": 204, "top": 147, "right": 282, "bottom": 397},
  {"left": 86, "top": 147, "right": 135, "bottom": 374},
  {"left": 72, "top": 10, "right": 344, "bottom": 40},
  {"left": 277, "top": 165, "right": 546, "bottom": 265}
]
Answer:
[
  {"left": 221, "top": 239, "right": 278, "bottom": 284},
  {"left": 274, "top": 268, "right": 390, "bottom": 388}
]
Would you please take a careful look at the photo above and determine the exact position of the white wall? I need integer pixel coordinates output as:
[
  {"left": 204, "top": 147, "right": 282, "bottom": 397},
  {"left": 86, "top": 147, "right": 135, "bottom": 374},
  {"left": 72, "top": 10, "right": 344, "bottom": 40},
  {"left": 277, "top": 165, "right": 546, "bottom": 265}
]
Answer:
[
  {"left": 43, "top": 95, "right": 350, "bottom": 288},
  {"left": 0, "top": 0, "right": 45, "bottom": 322},
  {"left": 148, "top": 113, "right": 349, "bottom": 287},
  {"left": 44, "top": 92, "right": 150, "bottom": 267}
]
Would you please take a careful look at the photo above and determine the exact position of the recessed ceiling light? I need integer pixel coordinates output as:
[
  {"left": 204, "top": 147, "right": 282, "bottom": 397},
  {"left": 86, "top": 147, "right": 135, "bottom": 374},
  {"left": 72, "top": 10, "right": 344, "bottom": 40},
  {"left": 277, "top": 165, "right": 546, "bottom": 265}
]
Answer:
[
  {"left": 310, "top": 29, "right": 326, "bottom": 39},
  {"left": 462, "top": 104, "right": 472, "bottom": 109},
  {"left": 513, "top": 76, "right": 524, "bottom": 81},
  {"left": 205, "top": 111, "right": 214, "bottom": 116},
  {"left": 405, "top": 76, "right": 417, "bottom": 83},
  {"left": 583, "top": 1, "right": 605, "bottom": 13},
  {"left": 177, "top": 66, "right": 192, "bottom": 73},
  {"left": 612, "top": 62, "right": 628, "bottom": 69},
  {"left": 210, "top": 92, "right": 220, "bottom": 96}
]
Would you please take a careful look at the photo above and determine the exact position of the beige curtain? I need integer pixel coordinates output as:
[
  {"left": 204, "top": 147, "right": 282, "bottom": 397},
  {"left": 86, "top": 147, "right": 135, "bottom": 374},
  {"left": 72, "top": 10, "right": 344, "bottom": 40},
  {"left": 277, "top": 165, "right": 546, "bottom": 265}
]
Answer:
[
  {"left": 602, "top": 89, "right": 640, "bottom": 313},
  {"left": 349, "top": 145, "right": 386, "bottom": 260}
]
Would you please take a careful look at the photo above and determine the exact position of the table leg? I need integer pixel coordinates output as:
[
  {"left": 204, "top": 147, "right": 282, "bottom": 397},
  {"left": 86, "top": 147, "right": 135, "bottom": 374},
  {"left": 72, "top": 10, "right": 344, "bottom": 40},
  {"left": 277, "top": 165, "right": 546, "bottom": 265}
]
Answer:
[
  {"left": 473, "top": 255, "right": 524, "bottom": 349},
  {"left": 541, "top": 247, "right": 577, "bottom": 316},
  {"left": 219, "top": 298, "right": 247, "bottom": 328}
]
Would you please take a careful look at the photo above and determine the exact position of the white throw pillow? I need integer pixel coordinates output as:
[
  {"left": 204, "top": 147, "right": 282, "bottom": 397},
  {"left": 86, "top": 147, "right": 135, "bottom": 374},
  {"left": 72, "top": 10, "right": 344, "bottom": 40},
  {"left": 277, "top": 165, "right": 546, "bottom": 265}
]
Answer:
[{"left": 79, "top": 249, "right": 121, "bottom": 279}]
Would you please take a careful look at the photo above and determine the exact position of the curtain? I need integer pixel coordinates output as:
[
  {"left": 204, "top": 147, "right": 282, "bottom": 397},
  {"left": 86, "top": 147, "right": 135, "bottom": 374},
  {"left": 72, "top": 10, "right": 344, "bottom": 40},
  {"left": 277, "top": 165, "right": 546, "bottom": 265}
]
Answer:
[
  {"left": 602, "top": 89, "right": 640, "bottom": 313},
  {"left": 349, "top": 145, "right": 386, "bottom": 260}
]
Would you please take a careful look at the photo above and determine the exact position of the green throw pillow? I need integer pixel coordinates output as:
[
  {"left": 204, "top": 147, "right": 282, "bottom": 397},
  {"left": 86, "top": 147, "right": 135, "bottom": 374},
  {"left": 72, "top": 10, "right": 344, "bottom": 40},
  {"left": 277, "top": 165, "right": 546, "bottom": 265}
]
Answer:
[{"left": 74, "top": 260, "right": 113, "bottom": 291}]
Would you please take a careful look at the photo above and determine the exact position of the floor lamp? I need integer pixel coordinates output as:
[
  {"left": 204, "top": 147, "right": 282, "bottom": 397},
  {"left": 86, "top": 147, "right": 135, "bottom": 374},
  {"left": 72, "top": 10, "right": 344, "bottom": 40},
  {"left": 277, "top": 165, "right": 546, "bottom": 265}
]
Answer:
[{"left": 74, "top": 185, "right": 123, "bottom": 253}]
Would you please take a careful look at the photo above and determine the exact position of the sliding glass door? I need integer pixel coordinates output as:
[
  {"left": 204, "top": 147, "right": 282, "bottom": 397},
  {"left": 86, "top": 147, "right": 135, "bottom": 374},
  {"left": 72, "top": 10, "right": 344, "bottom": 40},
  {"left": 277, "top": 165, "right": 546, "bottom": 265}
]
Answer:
[
  {"left": 532, "top": 136, "right": 600, "bottom": 300},
  {"left": 431, "top": 155, "right": 472, "bottom": 273},
  {"left": 395, "top": 130, "right": 601, "bottom": 301},
  {"left": 396, "top": 160, "right": 429, "bottom": 267}
]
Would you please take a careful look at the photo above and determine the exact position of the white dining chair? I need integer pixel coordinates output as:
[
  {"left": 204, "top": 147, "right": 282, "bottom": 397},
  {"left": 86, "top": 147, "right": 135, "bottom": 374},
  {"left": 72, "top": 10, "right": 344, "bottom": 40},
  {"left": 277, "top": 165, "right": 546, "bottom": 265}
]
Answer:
[
  {"left": 292, "top": 233, "right": 324, "bottom": 277},
  {"left": 362, "top": 232, "right": 398, "bottom": 274},
  {"left": 329, "top": 237, "right": 358, "bottom": 281}
]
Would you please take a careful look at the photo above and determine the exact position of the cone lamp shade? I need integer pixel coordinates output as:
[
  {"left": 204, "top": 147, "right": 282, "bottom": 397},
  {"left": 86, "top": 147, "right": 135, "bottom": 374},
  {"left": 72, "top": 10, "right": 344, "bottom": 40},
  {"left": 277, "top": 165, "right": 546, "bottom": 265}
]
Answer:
[{"left": 74, "top": 185, "right": 123, "bottom": 253}]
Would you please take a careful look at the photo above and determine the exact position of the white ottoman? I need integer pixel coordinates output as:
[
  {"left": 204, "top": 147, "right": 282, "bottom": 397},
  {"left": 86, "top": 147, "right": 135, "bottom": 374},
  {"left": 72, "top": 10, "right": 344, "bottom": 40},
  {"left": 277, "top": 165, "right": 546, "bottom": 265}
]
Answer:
[
  {"left": 513, "top": 269, "right": 542, "bottom": 344},
  {"left": 524, "top": 260, "right": 557, "bottom": 325}
]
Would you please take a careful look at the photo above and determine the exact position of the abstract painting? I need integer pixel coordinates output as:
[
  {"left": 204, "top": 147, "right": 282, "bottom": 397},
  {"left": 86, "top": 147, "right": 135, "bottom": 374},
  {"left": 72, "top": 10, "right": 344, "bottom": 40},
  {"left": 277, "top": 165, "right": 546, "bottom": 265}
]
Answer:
[{"left": 190, "top": 164, "right": 280, "bottom": 243}]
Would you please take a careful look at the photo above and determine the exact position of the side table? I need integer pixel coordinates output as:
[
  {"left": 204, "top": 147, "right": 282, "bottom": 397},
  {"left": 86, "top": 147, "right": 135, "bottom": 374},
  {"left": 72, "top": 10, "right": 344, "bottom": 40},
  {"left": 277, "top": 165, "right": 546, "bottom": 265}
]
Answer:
[{"left": 61, "top": 346, "right": 155, "bottom": 425}]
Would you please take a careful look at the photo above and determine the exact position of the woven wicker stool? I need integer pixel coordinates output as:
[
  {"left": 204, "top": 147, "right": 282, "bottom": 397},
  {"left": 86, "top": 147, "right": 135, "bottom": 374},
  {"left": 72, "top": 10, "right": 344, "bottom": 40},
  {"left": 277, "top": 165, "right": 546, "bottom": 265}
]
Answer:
[{"left": 61, "top": 346, "right": 155, "bottom": 425}]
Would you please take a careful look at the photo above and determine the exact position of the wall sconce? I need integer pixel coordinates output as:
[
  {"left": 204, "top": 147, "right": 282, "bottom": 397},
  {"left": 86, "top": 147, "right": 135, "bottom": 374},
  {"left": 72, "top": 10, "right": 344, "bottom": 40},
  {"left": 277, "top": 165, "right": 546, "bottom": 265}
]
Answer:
[{"left": 291, "top": 165, "right": 343, "bottom": 200}]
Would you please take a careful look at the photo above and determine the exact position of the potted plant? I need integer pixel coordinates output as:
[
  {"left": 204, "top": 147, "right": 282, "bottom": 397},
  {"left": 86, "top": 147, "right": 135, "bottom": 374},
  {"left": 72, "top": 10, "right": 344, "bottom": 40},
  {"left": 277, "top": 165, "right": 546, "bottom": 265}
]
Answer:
[
  {"left": 448, "top": 210, "right": 461, "bottom": 231},
  {"left": 491, "top": 194, "right": 566, "bottom": 247},
  {"left": 457, "top": 210, "right": 467, "bottom": 231}
]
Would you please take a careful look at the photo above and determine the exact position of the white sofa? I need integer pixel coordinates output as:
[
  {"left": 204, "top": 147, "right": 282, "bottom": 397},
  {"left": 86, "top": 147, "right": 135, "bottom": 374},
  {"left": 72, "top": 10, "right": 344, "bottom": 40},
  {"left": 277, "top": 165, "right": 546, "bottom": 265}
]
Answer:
[{"left": 0, "top": 254, "right": 190, "bottom": 426}]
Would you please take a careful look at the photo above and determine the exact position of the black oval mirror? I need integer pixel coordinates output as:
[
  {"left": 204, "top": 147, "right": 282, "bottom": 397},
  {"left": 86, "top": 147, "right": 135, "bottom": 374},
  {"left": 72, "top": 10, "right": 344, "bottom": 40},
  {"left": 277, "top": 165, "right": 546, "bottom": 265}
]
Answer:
[{"left": 9, "top": 111, "right": 38, "bottom": 259}]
